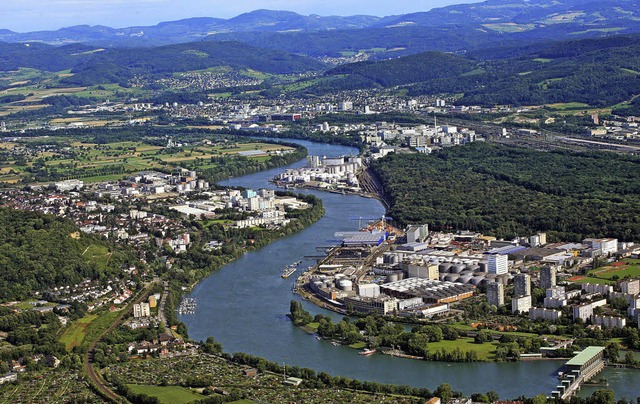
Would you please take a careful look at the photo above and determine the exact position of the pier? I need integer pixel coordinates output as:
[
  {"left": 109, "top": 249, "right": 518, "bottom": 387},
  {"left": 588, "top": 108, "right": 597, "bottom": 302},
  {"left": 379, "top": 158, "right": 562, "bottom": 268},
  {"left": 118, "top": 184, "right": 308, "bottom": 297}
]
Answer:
[{"left": 551, "top": 346, "right": 606, "bottom": 399}]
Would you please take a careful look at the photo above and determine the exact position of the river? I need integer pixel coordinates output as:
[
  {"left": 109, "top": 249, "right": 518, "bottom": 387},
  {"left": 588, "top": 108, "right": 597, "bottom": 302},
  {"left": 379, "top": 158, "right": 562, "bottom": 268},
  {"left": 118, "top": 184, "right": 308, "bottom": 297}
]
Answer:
[{"left": 181, "top": 139, "right": 639, "bottom": 399}]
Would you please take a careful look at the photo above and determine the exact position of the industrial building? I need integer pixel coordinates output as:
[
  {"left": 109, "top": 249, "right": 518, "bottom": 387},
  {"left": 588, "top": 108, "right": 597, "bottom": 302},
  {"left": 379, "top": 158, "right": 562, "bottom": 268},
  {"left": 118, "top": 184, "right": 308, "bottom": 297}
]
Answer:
[
  {"left": 342, "top": 295, "right": 398, "bottom": 315},
  {"left": 380, "top": 278, "right": 475, "bottom": 304}
]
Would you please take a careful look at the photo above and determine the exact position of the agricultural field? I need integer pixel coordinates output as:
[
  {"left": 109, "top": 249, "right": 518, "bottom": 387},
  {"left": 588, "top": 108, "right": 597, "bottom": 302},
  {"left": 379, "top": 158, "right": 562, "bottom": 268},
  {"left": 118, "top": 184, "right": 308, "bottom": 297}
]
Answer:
[{"left": 0, "top": 138, "right": 295, "bottom": 184}]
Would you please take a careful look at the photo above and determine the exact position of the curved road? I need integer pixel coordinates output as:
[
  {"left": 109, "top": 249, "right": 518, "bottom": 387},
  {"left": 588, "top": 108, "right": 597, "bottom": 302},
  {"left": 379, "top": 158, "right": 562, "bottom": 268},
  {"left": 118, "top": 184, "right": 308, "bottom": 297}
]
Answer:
[{"left": 84, "top": 282, "right": 157, "bottom": 403}]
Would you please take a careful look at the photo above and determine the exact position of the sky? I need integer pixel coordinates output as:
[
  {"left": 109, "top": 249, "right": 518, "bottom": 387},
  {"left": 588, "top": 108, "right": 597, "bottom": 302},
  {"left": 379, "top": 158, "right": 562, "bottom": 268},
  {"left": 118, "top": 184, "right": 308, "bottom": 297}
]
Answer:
[{"left": 3, "top": 0, "right": 481, "bottom": 32}]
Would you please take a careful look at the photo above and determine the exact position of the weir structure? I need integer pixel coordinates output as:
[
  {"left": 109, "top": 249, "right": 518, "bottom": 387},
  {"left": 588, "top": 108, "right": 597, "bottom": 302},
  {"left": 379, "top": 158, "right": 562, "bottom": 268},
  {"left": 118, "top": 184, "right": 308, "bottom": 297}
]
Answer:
[{"left": 551, "top": 346, "right": 606, "bottom": 399}]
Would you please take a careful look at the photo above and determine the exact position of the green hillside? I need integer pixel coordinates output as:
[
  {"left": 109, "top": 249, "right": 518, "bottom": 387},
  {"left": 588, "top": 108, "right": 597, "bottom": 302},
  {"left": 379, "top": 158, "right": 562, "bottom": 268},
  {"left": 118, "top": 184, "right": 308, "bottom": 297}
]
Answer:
[{"left": 0, "top": 208, "right": 131, "bottom": 301}]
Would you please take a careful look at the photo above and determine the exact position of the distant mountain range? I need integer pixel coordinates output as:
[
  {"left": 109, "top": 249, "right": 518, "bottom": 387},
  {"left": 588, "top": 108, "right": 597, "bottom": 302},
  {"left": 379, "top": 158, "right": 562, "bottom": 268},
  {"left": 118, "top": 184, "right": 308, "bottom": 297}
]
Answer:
[{"left": 0, "top": 0, "right": 639, "bottom": 55}]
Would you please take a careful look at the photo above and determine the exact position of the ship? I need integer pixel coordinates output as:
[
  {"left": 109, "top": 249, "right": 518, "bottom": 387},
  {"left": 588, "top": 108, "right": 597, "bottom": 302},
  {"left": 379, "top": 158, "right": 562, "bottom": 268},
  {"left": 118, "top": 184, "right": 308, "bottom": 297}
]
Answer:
[
  {"left": 281, "top": 264, "right": 298, "bottom": 278},
  {"left": 359, "top": 348, "right": 376, "bottom": 356}
]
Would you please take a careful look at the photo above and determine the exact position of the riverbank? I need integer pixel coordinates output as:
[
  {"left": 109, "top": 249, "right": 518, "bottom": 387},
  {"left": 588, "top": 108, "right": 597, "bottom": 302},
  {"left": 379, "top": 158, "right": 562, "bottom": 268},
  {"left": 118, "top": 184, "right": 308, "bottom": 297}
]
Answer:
[{"left": 180, "top": 139, "right": 583, "bottom": 398}]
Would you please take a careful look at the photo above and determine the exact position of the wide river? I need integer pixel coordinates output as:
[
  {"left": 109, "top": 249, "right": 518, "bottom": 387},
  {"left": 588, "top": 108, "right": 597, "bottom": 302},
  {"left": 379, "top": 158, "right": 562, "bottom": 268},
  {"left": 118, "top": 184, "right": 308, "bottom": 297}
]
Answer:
[{"left": 181, "top": 139, "right": 639, "bottom": 399}]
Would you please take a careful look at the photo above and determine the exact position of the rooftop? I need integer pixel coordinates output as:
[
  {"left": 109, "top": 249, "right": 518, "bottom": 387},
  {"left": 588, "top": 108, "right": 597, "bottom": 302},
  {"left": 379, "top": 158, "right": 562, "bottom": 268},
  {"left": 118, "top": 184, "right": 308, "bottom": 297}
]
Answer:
[{"left": 566, "top": 346, "right": 605, "bottom": 367}]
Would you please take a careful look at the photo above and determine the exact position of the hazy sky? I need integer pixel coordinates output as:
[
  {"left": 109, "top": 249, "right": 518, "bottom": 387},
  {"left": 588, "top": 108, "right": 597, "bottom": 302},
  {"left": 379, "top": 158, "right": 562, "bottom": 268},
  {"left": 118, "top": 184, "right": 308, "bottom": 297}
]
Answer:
[{"left": 3, "top": 0, "right": 481, "bottom": 32}]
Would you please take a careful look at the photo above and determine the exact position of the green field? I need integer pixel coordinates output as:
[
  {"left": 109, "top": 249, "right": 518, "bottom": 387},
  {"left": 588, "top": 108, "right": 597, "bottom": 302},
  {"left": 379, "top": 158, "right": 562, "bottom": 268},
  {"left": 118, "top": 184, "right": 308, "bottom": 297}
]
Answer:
[
  {"left": 428, "top": 338, "right": 496, "bottom": 361},
  {"left": 127, "top": 385, "right": 205, "bottom": 404},
  {"left": 0, "top": 139, "right": 295, "bottom": 184},
  {"left": 571, "top": 277, "right": 616, "bottom": 286},
  {"left": 59, "top": 311, "right": 120, "bottom": 351},
  {"left": 585, "top": 259, "right": 640, "bottom": 282},
  {"left": 60, "top": 314, "right": 99, "bottom": 351}
]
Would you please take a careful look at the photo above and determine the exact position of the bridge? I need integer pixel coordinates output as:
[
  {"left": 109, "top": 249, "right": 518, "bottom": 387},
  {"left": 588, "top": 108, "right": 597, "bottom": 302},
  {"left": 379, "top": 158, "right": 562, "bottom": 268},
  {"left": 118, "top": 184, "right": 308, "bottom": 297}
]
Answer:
[{"left": 551, "top": 346, "right": 606, "bottom": 399}]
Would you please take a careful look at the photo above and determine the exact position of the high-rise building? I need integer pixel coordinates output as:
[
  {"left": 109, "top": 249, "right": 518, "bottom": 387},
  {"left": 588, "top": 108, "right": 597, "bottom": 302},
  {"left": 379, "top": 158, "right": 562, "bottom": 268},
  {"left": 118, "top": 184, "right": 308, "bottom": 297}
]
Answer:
[
  {"left": 620, "top": 279, "right": 640, "bottom": 295},
  {"left": 488, "top": 254, "right": 508, "bottom": 275},
  {"left": 514, "top": 273, "right": 531, "bottom": 298},
  {"left": 133, "top": 303, "right": 150, "bottom": 318},
  {"left": 512, "top": 295, "right": 532, "bottom": 314},
  {"left": 540, "top": 265, "right": 557, "bottom": 289},
  {"left": 487, "top": 282, "right": 504, "bottom": 307}
]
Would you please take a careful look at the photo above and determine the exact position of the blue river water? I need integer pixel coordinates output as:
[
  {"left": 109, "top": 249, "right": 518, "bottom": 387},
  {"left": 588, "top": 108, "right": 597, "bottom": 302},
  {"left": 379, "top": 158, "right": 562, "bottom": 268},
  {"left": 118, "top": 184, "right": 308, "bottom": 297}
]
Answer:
[{"left": 181, "top": 139, "right": 639, "bottom": 399}]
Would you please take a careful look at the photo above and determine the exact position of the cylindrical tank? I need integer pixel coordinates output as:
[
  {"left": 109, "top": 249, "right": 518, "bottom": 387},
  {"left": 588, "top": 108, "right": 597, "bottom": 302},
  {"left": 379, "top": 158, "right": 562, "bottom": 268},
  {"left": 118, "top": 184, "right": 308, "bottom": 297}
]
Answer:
[
  {"left": 458, "top": 274, "right": 474, "bottom": 284},
  {"left": 444, "top": 274, "right": 460, "bottom": 282},
  {"left": 470, "top": 276, "right": 485, "bottom": 285},
  {"left": 439, "top": 263, "right": 453, "bottom": 273},
  {"left": 467, "top": 264, "right": 481, "bottom": 272},
  {"left": 338, "top": 279, "right": 353, "bottom": 291}
]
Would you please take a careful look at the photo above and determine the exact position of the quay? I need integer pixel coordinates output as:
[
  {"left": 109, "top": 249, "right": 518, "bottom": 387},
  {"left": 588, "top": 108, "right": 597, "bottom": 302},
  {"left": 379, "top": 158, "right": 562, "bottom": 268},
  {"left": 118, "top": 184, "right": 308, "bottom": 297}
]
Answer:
[{"left": 551, "top": 346, "right": 605, "bottom": 399}]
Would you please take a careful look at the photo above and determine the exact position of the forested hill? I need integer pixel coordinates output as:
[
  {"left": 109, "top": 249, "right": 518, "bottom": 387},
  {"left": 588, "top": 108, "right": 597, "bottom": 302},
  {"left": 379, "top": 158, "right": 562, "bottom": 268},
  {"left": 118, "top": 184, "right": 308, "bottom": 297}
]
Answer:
[
  {"left": 0, "top": 208, "right": 132, "bottom": 301},
  {"left": 0, "top": 40, "right": 325, "bottom": 86},
  {"left": 370, "top": 143, "right": 640, "bottom": 242},
  {"left": 302, "top": 34, "right": 640, "bottom": 107}
]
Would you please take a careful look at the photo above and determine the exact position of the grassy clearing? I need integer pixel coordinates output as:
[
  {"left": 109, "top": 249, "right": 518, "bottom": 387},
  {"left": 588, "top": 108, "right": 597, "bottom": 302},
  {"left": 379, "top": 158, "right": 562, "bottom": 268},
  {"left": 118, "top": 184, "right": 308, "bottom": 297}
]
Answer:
[
  {"left": 60, "top": 310, "right": 120, "bottom": 351},
  {"left": 482, "top": 23, "right": 535, "bottom": 32},
  {"left": 428, "top": 338, "right": 496, "bottom": 361},
  {"left": 59, "top": 314, "right": 99, "bottom": 351},
  {"left": 545, "top": 102, "right": 591, "bottom": 110},
  {"left": 126, "top": 385, "right": 205, "bottom": 404}
]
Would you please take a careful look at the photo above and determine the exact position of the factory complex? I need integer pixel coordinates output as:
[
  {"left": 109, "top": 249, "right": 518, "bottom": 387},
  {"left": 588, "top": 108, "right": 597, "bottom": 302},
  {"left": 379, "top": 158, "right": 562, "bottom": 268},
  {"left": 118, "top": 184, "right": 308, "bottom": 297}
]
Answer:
[{"left": 298, "top": 223, "right": 640, "bottom": 329}]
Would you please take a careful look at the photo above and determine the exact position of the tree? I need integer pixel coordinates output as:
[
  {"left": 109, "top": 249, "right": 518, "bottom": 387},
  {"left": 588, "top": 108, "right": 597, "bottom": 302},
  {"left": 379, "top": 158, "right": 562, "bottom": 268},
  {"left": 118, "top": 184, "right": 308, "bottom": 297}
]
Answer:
[
  {"left": 590, "top": 389, "right": 615, "bottom": 404},
  {"left": 605, "top": 342, "right": 619, "bottom": 363},
  {"left": 435, "top": 383, "right": 453, "bottom": 402}
]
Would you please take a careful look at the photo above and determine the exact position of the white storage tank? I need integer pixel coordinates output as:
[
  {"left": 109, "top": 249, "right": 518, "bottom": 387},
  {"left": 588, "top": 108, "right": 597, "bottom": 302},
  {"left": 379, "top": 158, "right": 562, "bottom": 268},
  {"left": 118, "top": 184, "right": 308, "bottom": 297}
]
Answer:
[{"left": 338, "top": 279, "right": 353, "bottom": 291}]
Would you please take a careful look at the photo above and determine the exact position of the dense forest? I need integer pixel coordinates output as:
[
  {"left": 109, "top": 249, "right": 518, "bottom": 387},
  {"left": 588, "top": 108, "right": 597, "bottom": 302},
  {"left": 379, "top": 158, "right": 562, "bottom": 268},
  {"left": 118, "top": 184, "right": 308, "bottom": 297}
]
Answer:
[
  {"left": 0, "top": 209, "right": 133, "bottom": 301},
  {"left": 290, "top": 34, "right": 640, "bottom": 108},
  {"left": 370, "top": 143, "right": 640, "bottom": 241}
]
